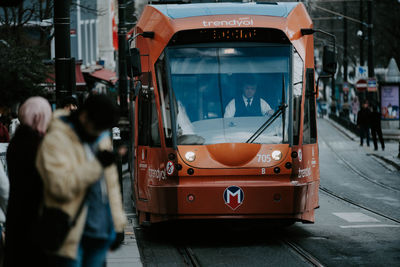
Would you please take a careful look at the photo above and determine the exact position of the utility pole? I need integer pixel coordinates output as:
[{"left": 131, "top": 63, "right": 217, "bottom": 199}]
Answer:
[
  {"left": 343, "top": 1, "right": 348, "bottom": 82},
  {"left": 118, "top": 0, "right": 128, "bottom": 116},
  {"left": 330, "top": 16, "right": 336, "bottom": 114},
  {"left": 54, "top": 0, "right": 75, "bottom": 107},
  {"left": 359, "top": 0, "right": 364, "bottom": 66},
  {"left": 367, "top": 0, "right": 374, "bottom": 78}
]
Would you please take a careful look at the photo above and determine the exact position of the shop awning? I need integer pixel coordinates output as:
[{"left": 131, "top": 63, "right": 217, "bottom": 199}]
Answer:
[
  {"left": 45, "top": 63, "right": 87, "bottom": 87},
  {"left": 88, "top": 68, "right": 118, "bottom": 85}
]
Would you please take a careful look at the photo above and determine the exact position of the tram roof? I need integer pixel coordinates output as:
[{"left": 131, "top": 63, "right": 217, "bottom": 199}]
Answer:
[{"left": 151, "top": 2, "right": 299, "bottom": 19}]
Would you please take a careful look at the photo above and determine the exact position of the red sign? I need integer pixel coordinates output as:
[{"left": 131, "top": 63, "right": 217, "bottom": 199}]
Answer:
[
  {"left": 356, "top": 79, "right": 367, "bottom": 92},
  {"left": 343, "top": 82, "right": 349, "bottom": 92},
  {"left": 70, "top": 29, "right": 76, "bottom": 35}
]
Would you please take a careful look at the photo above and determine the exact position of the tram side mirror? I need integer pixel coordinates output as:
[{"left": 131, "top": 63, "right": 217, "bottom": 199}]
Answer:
[
  {"left": 127, "top": 48, "right": 142, "bottom": 78},
  {"left": 322, "top": 46, "right": 337, "bottom": 75}
]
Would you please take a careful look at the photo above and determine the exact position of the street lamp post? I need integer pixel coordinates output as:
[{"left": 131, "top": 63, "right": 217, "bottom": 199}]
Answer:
[
  {"left": 367, "top": 0, "right": 374, "bottom": 78},
  {"left": 118, "top": 0, "right": 128, "bottom": 116},
  {"left": 359, "top": 0, "right": 364, "bottom": 66},
  {"left": 54, "top": 0, "right": 75, "bottom": 108}
]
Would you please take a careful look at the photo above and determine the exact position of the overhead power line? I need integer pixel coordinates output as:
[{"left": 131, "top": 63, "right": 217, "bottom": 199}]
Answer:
[{"left": 311, "top": 4, "right": 369, "bottom": 27}]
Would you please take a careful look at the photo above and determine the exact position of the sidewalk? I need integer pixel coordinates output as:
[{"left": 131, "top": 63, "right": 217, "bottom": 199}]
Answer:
[
  {"left": 106, "top": 215, "right": 142, "bottom": 267},
  {"left": 106, "top": 171, "right": 143, "bottom": 267},
  {"left": 325, "top": 117, "right": 400, "bottom": 170}
]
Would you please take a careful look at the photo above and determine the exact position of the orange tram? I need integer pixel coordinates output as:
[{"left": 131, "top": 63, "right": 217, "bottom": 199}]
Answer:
[{"left": 129, "top": 2, "right": 336, "bottom": 226}]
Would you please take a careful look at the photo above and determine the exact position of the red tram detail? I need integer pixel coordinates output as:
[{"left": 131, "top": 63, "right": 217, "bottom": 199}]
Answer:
[{"left": 128, "top": 2, "right": 335, "bottom": 226}]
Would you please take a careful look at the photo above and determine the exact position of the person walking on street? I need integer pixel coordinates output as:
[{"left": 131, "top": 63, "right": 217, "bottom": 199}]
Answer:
[
  {"left": 370, "top": 105, "right": 385, "bottom": 151},
  {"left": 4, "top": 97, "right": 52, "bottom": 267},
  {"left": 62, "top": 96, "right": 79, "bottom": 112},
  {"left": 36, "top": 94, "right": 126, "bottom": 267},
  {"left": 351, "top": 96, "right": 360, "bottom": 124},
  {"left": 357, "top": 100, "right": 371, "bottom": 147}
]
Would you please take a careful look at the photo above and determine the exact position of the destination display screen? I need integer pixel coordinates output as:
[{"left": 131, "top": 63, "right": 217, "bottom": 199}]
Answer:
[{"left": 168, "top": 28, "right": 289, "bottom": 46}]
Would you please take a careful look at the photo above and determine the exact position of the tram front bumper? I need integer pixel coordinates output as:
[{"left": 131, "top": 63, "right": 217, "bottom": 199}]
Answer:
[{"left": 146, "top": 180, "right": 319, "bottom": 220}]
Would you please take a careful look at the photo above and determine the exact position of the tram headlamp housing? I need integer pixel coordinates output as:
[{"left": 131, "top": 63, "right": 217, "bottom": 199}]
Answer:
[
  {"left": 185, "top": 151, "right": 196, "bottom": 162},
  {"left": 271, "top": 150, "right": 282, "bottom": 161}
]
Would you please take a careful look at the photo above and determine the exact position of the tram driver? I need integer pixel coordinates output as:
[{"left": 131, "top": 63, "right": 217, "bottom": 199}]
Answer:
[{"left": 224, "top": 82, "right": 273, "bottom": 118}]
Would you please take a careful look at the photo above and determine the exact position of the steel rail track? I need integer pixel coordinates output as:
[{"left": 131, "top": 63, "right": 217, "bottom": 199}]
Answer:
[
  {"left": 177, "top": 240, "right": 326, "bottom": 267},
  {"left": 321, "top": 137, "right": 400, "bottom": 193},
  {"left": 320, "top": 186, "right": 400, "bottom": 224},
  {"left": 321, "top": 119, "right": 400, "bottom": 193},
  {"left": 176, "top": 246, "right": 201, "bottom": 267},
  {"left": 282, "top": 239, "right": 325, "bottom": 267}
]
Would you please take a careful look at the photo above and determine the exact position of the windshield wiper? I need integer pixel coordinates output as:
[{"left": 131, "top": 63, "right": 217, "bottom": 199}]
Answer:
[{"left": 246, "top": 75, "right": 287, "bottom": 144}]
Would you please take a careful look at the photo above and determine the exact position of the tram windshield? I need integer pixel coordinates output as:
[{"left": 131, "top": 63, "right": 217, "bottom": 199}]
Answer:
[{"left": 166, "top": 44, "right": 291, "bottom": 145}]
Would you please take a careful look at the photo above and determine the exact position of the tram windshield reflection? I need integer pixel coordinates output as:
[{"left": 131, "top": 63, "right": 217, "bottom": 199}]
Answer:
[{"left": 167, "top": 44, "right": 291, "bottom": 145}]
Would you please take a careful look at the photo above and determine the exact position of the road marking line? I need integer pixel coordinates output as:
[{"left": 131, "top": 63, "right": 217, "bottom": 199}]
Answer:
[
  {"left": 333, "top": 212, "right": 380, "bottom": 223},
  {"left": 340, "top": 224, "right": 400, "bottom": 229}
]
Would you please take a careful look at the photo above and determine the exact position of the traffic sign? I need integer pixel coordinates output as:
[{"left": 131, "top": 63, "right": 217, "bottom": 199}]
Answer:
[
  {"left": 356, "top": 79, "right": 367, "bottom": 92},
  {"left": 367, "top": 78, "right": 377, "bottom": 92},
  {"left": 356, "top": 65, "right": 368, "bottom": 78},
  {"left": 343, "top": 82, "right": 350, "bottom": 92}
]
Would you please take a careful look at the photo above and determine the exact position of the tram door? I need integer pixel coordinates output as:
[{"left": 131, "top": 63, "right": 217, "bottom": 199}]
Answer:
[
  {"left": 136, "top": 85, "right": 163, "bottom": 200},
  {"left": 301, "top": 68, "right": 319, "bottom": 212},
  {"left": 136, "top": 89, "right": 150, "bottom": 200}
]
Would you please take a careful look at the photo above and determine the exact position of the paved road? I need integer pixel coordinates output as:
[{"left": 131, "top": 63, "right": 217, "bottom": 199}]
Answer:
[
  {"left": 129, "top": 118, "right": 400, "bottom": 266},
  {"left": 318, "top": 118, "right": 400, "bottom": 220}
]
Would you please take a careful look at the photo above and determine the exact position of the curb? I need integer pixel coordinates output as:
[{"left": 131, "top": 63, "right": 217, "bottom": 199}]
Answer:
[
  {"left": 324, "top": 117, "right": 400, "bottom": 170},
  {"left": 369, "top": 154, "right": 400, "bottom": 171}
]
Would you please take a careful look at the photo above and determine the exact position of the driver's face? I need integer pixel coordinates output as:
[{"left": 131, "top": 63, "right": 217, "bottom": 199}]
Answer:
[{"left": 243, "top": 85, "right": 257, "bottom": 98}]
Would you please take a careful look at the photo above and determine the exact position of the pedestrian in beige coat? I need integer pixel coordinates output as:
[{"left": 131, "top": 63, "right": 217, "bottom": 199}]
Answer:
[{"left": 36, "top": 95, "right": 126, "bottom": 266}]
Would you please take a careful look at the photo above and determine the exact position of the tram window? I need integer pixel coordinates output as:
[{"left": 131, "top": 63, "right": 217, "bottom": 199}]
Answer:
[
  {"left": 150, "top": 90, "right": 161, "bottom": 147},
  {"left": 293, "top": 96, "right": 302, "bottom": 145},
  {"left": 166, "top": 45, "right": 291, "bottom": 145},
  {"left": 156, "top": 58, "right": 173, "bottom": 147},
  {"left": 138, "top": 89, "right": 150, "bottom": 146},
  {"left": 303, "top": 68, "right": 317, "bottom": 144},
  {"left": 292, "top": 49, "right": 303, "bottom": 145}
]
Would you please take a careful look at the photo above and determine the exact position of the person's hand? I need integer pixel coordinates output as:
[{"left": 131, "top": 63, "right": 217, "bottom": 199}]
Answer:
[
  {"left": 96, "top": 150, "right": 116, "bottom": 167},
  {"left": 110, "top": 232, "right": 124, "bottom": 251}
]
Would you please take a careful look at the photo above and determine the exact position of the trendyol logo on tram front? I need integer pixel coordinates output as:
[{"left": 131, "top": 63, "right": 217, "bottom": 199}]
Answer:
[
  {"left": 223, "top": 186, "right": 244, "bottom": 210},
  {"left": 202, "top": 17, "right": 254, "bottom": 27}
]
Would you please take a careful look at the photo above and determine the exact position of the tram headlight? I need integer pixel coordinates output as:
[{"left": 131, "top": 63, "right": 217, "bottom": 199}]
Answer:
[
  {"left": 271, "top": 150, "right": 282, "bottom": 161},
  {"left": 185, "top": 151, "right": 196, "bottom": 162}
]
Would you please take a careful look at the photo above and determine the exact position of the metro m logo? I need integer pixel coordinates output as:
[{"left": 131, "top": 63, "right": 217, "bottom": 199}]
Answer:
[{"left": 223, "top": 186, "right": 244, "bottom": 210}]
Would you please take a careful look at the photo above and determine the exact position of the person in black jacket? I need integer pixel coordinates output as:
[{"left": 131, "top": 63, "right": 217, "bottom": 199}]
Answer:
[
  {"left": 4, "top": 97, "right": 52, "bottom": 267},
  {"left": 357, "top": 100, "right": 371, "bottom": 147},
  {"left": 370, "top": 105, "right": 385, "bottom": 151}
]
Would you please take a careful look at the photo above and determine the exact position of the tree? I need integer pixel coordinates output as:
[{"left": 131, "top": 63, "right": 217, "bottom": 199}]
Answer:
[{"left": 0, "top": 40, "right": 48, "bottom": 107}]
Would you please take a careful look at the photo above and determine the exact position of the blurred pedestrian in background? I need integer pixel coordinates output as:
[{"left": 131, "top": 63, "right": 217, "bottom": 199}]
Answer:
[
  {"left": 351, "top": 96, "right": 360, "bottom": 124},
  {"left": 61, "top": 96, "right": 78, "bottom": 112},
  {"left": 357, "top": 100, "right": 371, "bottom": 147},
  {"left": 4, "top": 97, "right": 52, "bottom": 267},
  {"left": 0, "top": 161, "right": 9, "bottom": 267},
  {"left": 7, "top": 112, "right": 19, "bottom": 140},
  {"left": 0, "top": 122, "right": 9, "bottom": 143},
  {"left": 370, "top": 105, "right": 385, "bottom": 151},
  {"left": 36, "top": 94, "right": 126, "bottom": 267}
]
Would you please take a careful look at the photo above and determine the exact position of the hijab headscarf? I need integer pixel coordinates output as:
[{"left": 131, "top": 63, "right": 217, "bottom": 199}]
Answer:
[{"left": 18, "top": 97, "right": 52, "bottom": 135}]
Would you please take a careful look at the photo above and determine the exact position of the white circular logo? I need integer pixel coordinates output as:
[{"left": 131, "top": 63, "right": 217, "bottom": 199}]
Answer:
[{"left": 166, "top": 161, "right": 175, "bottom": 176}]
